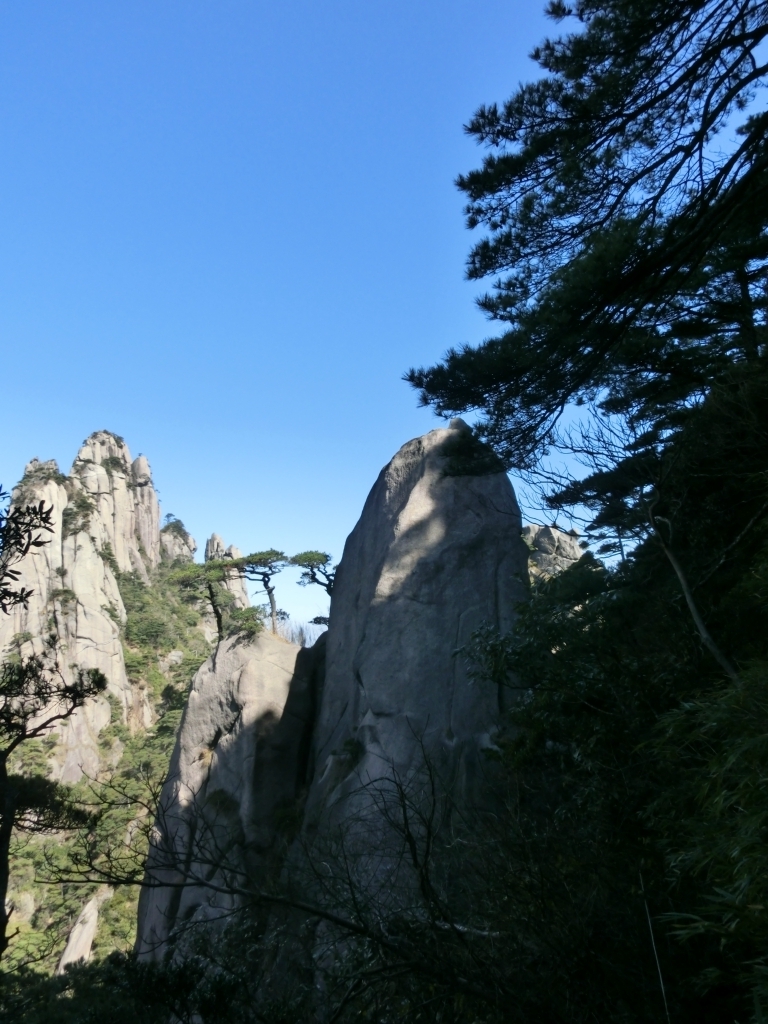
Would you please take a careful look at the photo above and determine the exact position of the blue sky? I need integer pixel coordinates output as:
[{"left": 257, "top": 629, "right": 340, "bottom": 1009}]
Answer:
[{"left": 0, "top": 0, "right": 551, "bottom": 620}]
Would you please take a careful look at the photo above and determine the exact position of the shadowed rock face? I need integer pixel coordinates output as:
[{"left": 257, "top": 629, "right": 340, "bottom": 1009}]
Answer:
[
  {"left": 135, "top": 631, "right": 324, "bottom": 959},
  {"left": 134, "top": 420, "right": 530, "bottom": 964},
  {"left": 523, "top": 524, "right": 582, "bottom": 579},
  {"left": 306, "top": 419, "right": 529, "bottom": 828},
  {"left": 262, "top": 421, "right": 530, "bottom": 999}
]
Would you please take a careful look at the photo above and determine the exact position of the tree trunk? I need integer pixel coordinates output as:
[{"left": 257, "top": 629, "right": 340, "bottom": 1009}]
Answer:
[
  {"left": 266, "top": 582, "right": 277, "bottom": 634},
  {"left": 647, "top": 496, "right": 740, "bottom": 683},
  {"left": 207, "top": 582, "right": 224, "bottom": 643},
  {"left": 0, "top": 755, "right": 18, "bottom": 960}
]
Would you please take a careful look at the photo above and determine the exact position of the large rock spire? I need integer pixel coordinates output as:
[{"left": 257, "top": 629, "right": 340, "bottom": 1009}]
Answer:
[
  {"left": 0, "top": 431, "right": 177, "bottom": 780},
  {"left": 135, "top": 418, "right": 531, "bottom": 964}
]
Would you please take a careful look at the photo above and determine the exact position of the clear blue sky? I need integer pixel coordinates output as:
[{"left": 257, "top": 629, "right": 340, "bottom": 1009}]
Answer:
[{"left": 0, "top": 0, "right": 551, "bottom": 620}]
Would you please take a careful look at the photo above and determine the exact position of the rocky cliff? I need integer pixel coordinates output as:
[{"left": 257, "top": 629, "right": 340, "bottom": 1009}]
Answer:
[
  {"left": 2, "top": 429, "right": 265, "bottom": 968},
  {"left": 0, "top": 431, "right": 169, "bottom": 781},
  {"left": 0, "top": 432, "right": 264, "bottom": 789},
  {"left": 303, "top": 418, "right": 529, "bottom": 847},
  {"left": 135, "top": 419, "right": 532, "bottom": 965},
  {"left": 3, "top": 422, "right": 584, "bottom": 972},
  {"left": 523, "top": 523, "right": 583, "bottom": 579},
  {"left": 135, "top": 632, "right": 324, "bottom": 956},
  {"left": 205, "top": 532, "right": 251, "bottom": 610}
]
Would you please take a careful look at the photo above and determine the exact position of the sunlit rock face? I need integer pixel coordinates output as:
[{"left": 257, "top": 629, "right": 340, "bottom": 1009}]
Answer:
[
  {"left": 0, "top": 431, "right": 182, "bottom": 781},
  {"left": 71, "top": 432, "right": 161, "bottom": 580},
  {"left": 134, "top": 420, "right": 530, "bottom": 967},
  {"left": 56, "top": 890, "right": 113, "bottom": 974},
  {"left": 204, "top": 533, "right": 250, "bottom": 610},
  {"left": 160, "top": 525, "right": 197, "bottom": 563},
  {"left": 135, "top": 631, "right": 323, "bottom": 959},
  {"left": 302, "top": 418, "right": 529, "bottom": 850}
]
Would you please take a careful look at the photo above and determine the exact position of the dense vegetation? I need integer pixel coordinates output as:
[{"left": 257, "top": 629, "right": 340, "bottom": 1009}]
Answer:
[
  {"left": 3, "top": 552, "right": 216, "bottom": 974},
  {"left": 401, "top": 1, "right": 768, "bottom": 1020},
  {"left": 3, "top": 1, "right": 768, "bottom": 1020}
]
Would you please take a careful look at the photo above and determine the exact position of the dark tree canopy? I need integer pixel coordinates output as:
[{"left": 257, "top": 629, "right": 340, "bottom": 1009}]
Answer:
[
  {"left": 290, "top": 551, "right": 336, "bottom": 595},
  {"left": 407, "top": 0, "right": 768, "bottom": 538},
  {"left": 0, "top": 488, "right": 54, "bottom": 614},
  {"left": 400, "top": 6, "right": 768, "bottom": 1017},
  {"left": 0, "top": 640, "right": 107, "bottom": 960}
]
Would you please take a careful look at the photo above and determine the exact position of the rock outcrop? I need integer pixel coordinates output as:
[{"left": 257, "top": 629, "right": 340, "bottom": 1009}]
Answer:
[
  {"left": 0, "top": 431, "right": 198, "bottom": 781},
  {"left": 135, "top": 631, "right": 323, "bottom": 957},
  {"left": 523, "top": 524, "right": 583, "bottom": 579},
  {"left": 56, "top": 890, "right": 113, "bottom": 974},
  {"left": 160, "top": 521, "right": 198, "bottom": 563},
  {"left": 204, "top": 533, "right": 250, "bottom": 610},
  {"left": 136, "top": 418, "right": 530, "bottom": 961},
  {"left": 296, "top": 418, "right": 529, "bottom": 906}
]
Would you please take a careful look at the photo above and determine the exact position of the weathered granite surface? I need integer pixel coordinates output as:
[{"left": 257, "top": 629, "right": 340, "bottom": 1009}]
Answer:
[
  {"left": 294, "top": 419, "right": 529, "bottom": 902},
  {"left": 523, "top": 524, "right": 583, "bottom": 579},
  {"left": 135, "top": 631, "right": 323, "bottom": 958},
  {"left": 0, "top": 432, "right": 165, "bottom": 780},
  {"left": 56, "top": 890, "right": 112, "bottom": 974},
  {"left": 134, "top": 419, "right": 531, "bottom": 966},
  {"left": 1, "top": 430, "right": 262, "bottom": 788},
  {"left": 205, "top": 533, "right": 250, "bottom": 610}
]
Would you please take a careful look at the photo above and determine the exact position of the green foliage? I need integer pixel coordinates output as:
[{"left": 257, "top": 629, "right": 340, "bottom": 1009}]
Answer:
[
  {"left": 124, "top": 612, "right": 170, "bottom": 649},
  {"left": 49, "top": 588, "right": 77, "bottom": 610},
  {"left": 241, "top": 548, "right": 285, "bottom": 567},
  {"left": 4, "top": 558, "right": 213, "bottom": 972},
  {"left": 98, "top": 543, "right": 119, "bottom": 576},
  {"left": 169, "top": 558, "right": 273, "bottom": 639},
  {"left": 0, "top": 943, "right": 303, "bottom": 1024},
  {"left": 61, "top": 492, "right": 95, "bottom": 539},
  {"left": 12, "top": 464, "right": 67, "bottom": 508},
  {"left": 91, "top": 431, "right": 125, "bottom": 447},
  {"left": 407, "top": 0, "right": 768, "bottom": 538},
  {"left": 440, "top": 426, "right": 505, "bottom": 477},
  {"left": 160, "top": 515, "right": 189, "bottom": 540},
  {"left": 1, "top": 644, "right": 108, "bottom": 965},
  {"left": 225, "top": 605, "right": 264, "bottom": 641},
  {"left": 289, "top": 551, "right": 335, "bottom": 594},
  {"left": 460, "top": 382, "right": 768, "bottom": 1020},
  {"left": 100, "top": 456, "right": 126, "bottom": 478},
  {"left": 8, "top": 736, "right": 56, "bottom": 779},
  {"left": 290, "top": 550, "right": 331, "bottom": 569},
  {"left": 118, "top": 568, "right": 203, "bottom": 654},
  {"left": 0, "top": 489, "right": 55, "bottom": 614},
  {"left": 20, "top": 466, "right": 67, "bottom": 488},
  {"left": 5, "top": 632, "right": 33, "bottom": 661},
  {"left": 399, "top": 14, "right": 768, "bottom": 1011}
]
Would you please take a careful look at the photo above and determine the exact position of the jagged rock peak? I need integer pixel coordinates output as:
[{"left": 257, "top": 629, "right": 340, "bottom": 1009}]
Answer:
[
  {"left": 205, "top": 533, "right": 241, "bottom": 562},
  {"left": 68, "top": 431, "right": 161, "bottom": 576},
  {"left": 308, "top": 418, "right": 530, "bottom": 819},
  {"left": 134, "top": 421, "right": 531, "bottom": 965},
  {"left": 23, "top": 457, "right": 63, "bottom": 478},
  {"left": 1, "top": 429, "right": 166, "bottom": 781},
  {"left": 204, "top": 533, "right": 249, "bottom": 609},
  {"left": 160, "top": 517, "right": 198, "bottom": 564}
]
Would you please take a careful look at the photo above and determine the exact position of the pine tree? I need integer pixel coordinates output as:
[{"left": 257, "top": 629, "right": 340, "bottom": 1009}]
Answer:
[{"left": 407, "top": 0, "right": 768, "bottom": 540}]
